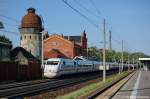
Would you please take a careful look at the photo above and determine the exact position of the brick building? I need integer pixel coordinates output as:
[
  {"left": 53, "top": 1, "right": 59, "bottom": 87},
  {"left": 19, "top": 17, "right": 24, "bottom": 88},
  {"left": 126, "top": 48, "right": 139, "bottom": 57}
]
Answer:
[{"left": 44, "top": 31, "right": 87, "bottom": 59}]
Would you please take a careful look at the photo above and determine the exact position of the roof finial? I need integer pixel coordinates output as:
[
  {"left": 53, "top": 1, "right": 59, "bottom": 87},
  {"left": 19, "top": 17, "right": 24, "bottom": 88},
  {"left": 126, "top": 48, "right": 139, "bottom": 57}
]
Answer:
[
  {"left": 81, "top": 30, "right": 86, "bottom": 37},
  {"left": 27, "top": 8, "right": 36, "bottom": 13}
]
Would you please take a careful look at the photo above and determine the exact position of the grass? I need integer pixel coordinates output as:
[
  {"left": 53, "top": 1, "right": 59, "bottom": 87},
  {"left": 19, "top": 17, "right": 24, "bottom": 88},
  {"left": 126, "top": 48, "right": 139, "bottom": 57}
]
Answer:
[{"left": 56, "top": 71, "right": 132, "bottom": 99}]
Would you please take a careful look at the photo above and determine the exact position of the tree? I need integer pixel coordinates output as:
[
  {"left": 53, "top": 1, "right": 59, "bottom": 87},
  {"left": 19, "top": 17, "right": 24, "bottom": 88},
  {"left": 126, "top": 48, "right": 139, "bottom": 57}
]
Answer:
[
  {"left": 0, "top": 21, "right": 4, "bottom": 29},
  {"left": 105, "top": 50, "right": 119, "bottom": 62},
  {"left": 87, "top": 46, "right": 150, "bottom": 63},
  {"left": 0, "top": 35, "right": 12, "bottom": 44},
  {"left": 88, "top": 46, "right": 101, "bottom": 60}
]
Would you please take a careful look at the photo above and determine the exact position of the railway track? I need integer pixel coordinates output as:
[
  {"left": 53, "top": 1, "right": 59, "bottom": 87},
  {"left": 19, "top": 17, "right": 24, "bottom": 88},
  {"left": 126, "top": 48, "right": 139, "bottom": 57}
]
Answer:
[
  {"left": 0, "top": 69, "right": 119, "bottom": 98},
  {"left": 0, "top": 71, "right": 101, "bottom": 90},
  {"left": 0, "top": 79, "right": 57, "bottom": 90},
  {"left": 86, "top": 70, "right": 135, "bottom": 99}
]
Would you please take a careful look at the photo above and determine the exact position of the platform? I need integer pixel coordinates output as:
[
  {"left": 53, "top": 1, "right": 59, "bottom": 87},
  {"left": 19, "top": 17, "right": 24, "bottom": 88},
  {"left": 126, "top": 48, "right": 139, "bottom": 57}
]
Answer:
[{"left": 112, "top": 70, "right": 150, "bottom": 99}]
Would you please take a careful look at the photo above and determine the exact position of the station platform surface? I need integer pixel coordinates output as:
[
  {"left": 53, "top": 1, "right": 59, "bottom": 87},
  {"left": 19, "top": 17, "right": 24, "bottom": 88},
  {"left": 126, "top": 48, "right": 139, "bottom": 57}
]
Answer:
[{"left": 112, "top": 70, "right": 150, "bottom": 99}]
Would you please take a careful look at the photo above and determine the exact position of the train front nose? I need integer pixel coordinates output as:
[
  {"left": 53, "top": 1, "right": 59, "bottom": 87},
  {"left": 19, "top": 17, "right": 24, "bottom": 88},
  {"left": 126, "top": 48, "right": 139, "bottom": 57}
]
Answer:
[
  {"left": 44, "top": 60, "right": 60, "bottom": 78},
  {"left": 44, "top": 66, "right": 59, "bottom": 78},
  {"left": 44, "top": 71, "right": 57, "bottom": 78}
]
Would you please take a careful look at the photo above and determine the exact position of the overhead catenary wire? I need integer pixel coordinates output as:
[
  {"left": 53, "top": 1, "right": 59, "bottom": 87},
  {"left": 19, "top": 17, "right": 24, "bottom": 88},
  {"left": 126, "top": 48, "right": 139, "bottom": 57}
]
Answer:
[
  {"left": 88, "top": 0, "right": 123, "bottom": 48},
  {"left": 73, "top": 0, "right": 99, "bottom": 18},
  {"left": 88, "top": 0, "right": 114, "bottom": 31},
  {"left": 112, "top": 37, "right": 121, "bottom": 45},
  {"left": 88, "top": 0, "right": 115, "bottom": 46},
  {"left": 2, "top": 22, "right": 19, "bottom": 28},
  {"left": 0, "top": 30, "right": 20, "bottom": 42},
  {"left": 62, "top": 0, "right": 98, "bottom": 28},
  {"left": 63, "top": 0, "right": 133, "bottom": 54},
  {"left": 0, "top": 14, "right": 19, "bottom": 23},
  {"left": 88, "top": 0, "right": 102, "bottom": 16},
  {"left": 0, "top": 29, "right": 19, "bottom": 35}
]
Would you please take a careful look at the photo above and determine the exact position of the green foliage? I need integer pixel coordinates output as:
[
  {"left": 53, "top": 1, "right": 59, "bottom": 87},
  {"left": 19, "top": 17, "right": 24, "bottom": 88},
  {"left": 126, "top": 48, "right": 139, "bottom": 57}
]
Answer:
[
  {"left": 0, "top": 21, "right": 4, "bottom": 29},
  {"left": 88, "top": 46, "right": 101, "bottom": 61},
  {"left": 56, "top": 71, "right": 131, "bottom": 99},
  {"left": 87, "top": 46, "right": 150, "bottom": 63},
  {"left": 131, "top": 52, "right": 148, "bottom": 58},
  {"left": 0, "top": 35, "right": 12, "bottom": 44}
]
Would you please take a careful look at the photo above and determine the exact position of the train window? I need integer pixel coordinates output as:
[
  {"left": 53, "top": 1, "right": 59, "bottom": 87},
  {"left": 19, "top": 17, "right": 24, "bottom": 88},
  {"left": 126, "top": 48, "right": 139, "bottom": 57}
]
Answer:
[
  {"left": 47, "top": 61, "right": 59, "bottom": 65},
  {"left": 63, "top": 61, "right": 66, "bottom": 65},
  {"left": 75, "top": 58, "right": 82, "bottom": 60}
]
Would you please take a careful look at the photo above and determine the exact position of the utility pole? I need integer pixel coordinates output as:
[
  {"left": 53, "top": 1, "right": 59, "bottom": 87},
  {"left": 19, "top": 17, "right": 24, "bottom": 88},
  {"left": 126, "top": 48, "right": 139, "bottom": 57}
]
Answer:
[
  {"left": 137, "top": 57, "right": 139, "bottom": 69},
  {"left": 119, "top": 59, "right": 121, "bottom": 74},
  {"left": 127, "top": 42, "right": 130, "bottom": 71},
  {"left": 139, "top": 60, "right": 141, "bottom": 69},
  {"left": 121, "top": 40, "right": 124, "bottom": 72},
  {"left": 128, "top": 54, "right": 130, "bottom": 71},
  {"left": 103, "top": 19, "right": 106, "bottom": 82},
  {"left": 41, "top": 32, "right": 44, "bottom": 78},
  {"left": 109, "top": 30, "right": 112, "bottom": 50},
  {"left": 133, "top": 56, "right": 135, "bottom": 70}
]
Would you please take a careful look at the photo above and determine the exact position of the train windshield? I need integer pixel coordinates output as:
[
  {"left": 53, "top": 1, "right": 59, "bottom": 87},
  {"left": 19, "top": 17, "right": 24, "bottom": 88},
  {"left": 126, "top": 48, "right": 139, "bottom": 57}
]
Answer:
[{"left": 46, "top": 61, "right": 59, "bottom": 65}]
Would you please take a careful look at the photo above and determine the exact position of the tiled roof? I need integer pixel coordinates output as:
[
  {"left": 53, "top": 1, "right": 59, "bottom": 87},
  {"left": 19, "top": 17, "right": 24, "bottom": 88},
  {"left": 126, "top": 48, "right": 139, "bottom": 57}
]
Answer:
[
  {"left": 64, "top": 36, "right": 81, "bottom": 43},
  {"left": 10, "top": 47, "right": 39, "bottom": 61}
]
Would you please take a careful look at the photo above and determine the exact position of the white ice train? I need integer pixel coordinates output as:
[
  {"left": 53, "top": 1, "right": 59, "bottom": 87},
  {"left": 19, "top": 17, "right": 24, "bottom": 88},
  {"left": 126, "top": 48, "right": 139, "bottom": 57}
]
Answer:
[
  {"left": 44, "top": 56, "right": 126, "bottom": 78},
  {"left": 74, "top": 56, "right": 119, "bottom": 71},
  {"left": 44, "top": 58, "right": 77, "bottom": 77}
]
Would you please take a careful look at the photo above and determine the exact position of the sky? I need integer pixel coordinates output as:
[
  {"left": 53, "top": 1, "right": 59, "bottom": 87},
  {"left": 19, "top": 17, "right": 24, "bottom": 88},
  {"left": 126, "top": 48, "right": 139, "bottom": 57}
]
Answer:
[{"left": 0, "top": 0, "right": 150, "bottom": 55}]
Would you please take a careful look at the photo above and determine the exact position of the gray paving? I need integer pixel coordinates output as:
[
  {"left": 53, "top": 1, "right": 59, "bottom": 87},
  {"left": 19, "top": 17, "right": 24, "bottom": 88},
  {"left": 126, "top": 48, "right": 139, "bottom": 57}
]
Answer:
[{"left": 112, "top": 70, "right": 150, "bottom": 99}]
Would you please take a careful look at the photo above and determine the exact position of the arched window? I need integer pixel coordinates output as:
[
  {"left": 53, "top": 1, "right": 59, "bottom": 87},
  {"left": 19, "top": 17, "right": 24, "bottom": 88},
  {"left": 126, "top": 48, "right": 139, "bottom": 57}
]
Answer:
[{"left": 63, "top": 61, "right": 66, "bottom": 65}]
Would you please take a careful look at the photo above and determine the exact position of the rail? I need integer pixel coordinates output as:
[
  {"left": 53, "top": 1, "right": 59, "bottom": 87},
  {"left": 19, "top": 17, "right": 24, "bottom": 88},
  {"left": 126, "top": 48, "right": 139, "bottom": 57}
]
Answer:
[
  {"left": 86, "top": 70, "right": 136, "bottom": 99},
  {"left": 0, "top": 69, "right": 119, "bottom": 98}
]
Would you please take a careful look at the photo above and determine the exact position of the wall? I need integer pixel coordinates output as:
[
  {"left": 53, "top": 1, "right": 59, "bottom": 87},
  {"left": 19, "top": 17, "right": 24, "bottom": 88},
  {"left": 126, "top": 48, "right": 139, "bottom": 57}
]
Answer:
[
  {"left": 44, "top": 36, "right": 74, "bottom": 58},
  {"left": 44, "top": 34, "right": 88, "bottom": 59},
  {"left": 20, "top": 28, "right": 42, "bottom": 61}
]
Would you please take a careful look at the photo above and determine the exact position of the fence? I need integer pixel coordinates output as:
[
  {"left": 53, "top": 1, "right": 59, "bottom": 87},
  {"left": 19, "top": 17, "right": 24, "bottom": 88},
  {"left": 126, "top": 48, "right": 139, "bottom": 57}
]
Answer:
[{"left": 0, "top": 61, "right": 42, "bottom": 81}]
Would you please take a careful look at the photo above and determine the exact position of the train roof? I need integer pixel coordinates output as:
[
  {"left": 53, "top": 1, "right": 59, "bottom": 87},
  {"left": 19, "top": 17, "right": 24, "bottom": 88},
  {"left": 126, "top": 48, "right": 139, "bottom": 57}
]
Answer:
[
  {"left": 74, "top": 56, "right": 100, "bottom": 61},
  {"left": 46, "top": 58, "right": 74, "bottom": 61}
]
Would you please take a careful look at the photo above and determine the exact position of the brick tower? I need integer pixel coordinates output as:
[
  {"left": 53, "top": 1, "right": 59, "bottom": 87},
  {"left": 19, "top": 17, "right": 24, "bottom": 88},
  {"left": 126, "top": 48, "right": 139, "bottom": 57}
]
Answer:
[{"left": 19, "top": 8, "right": 44, "bottom": 60}]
